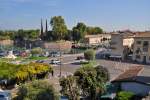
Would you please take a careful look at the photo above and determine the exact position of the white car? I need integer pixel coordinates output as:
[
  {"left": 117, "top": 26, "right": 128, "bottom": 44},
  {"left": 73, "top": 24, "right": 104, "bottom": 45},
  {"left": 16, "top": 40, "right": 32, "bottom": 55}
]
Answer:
[
  {"left": 50, "top": 59, "right": 61, "bottom": 64},
  {"left": 0, "top": 91, "right": 11, "bottom": 100}
]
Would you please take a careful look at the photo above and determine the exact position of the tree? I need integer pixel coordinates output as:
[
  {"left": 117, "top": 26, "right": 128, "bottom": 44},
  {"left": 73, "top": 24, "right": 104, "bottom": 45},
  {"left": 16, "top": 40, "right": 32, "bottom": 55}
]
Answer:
[
  {"left": 95, "top": 65, "right": 110, "bottom": 83},
  {"left": 74, "top": 64, "right": 109, "bottom": 99},
  {"left": 15, "top": 29, "right": 40, "bottom": 41},
  {"left": 50, "top": 16, "right": 68, "bottom": 40},
  {"left": 15, "top": 63, "right": 52, "bottom": 82},
  {"left": 0, "top": 61, "right": 53, "bottom": 88},
  {"left": 72, "top": 22, "right": 87, "bottom": 42},
  {"left": 84, "top": 49, "right": 95, "bottom": 61},
  {"left": 16, "top": 80, "right": 58, "bottom": 100},
  {"left": 59, "top": 75, "right": 80, "bottom": 100},
  {"left": 86, "top": 27, "right": 103, "bottom": 35},
  {"left": 31, "top": 47, "right": 43, "bottom": 56}
]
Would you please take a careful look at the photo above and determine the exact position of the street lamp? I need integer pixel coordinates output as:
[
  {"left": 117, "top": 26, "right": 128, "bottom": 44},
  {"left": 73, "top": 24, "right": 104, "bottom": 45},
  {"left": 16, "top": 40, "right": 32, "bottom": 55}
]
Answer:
[{"left": 59, "top": 43, "right": 62, "bottom": 77}]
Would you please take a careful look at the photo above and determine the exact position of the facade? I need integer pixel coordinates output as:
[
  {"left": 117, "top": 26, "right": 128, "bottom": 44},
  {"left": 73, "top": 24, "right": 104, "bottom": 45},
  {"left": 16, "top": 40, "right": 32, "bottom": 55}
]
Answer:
[
  {"left": 132, "top": 32, "right": 150, "bottom": 64},
  {"left": 110, "top": 32, "right": 134, "bottom": 60},
  {"left": 84, "top": 34, "right": 111, "bottom": 46}
]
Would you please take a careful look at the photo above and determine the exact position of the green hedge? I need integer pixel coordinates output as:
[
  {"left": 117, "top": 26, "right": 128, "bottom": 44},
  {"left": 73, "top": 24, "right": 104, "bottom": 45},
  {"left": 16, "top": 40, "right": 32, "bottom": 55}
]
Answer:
[{"left": 116, "top": 91, "right": 134, "bottom": 100}]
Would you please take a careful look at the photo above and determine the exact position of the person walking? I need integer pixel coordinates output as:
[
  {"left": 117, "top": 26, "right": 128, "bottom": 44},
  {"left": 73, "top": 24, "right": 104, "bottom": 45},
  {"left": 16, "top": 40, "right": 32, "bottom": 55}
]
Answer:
[{"left": 51, "top": 70, "right": 54, "bottom": 77}]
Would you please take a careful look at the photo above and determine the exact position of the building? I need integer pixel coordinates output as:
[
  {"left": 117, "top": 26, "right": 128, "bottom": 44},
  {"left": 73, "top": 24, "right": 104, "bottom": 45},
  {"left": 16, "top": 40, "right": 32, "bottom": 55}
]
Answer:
[
  {"left": 111, "top": 66, "right": 150, "bottom": 97},
  {"left": 0, "top": 39, "right": 14, "bottom": 46},
  {"left": 132, "top": 32, "right": 150, "bottom": 64},
  {"left": 110, "top": 32, "right": 134, "bottom": 60},
  {"left": 84, "top": 34, "right": 111, "bottom": 46}
]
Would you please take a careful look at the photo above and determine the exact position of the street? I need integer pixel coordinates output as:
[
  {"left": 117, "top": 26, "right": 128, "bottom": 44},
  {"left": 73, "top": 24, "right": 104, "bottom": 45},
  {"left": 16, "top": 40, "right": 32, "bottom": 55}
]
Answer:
[{"left": 50, "top": 53, "right": 150, "bottom": 81}]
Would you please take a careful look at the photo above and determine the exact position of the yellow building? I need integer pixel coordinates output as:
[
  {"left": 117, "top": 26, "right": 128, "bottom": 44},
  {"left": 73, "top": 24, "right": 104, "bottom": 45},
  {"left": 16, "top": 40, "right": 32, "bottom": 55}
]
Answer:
[{"left": 132, "top": 32, "right": 150, "bottom": 64}]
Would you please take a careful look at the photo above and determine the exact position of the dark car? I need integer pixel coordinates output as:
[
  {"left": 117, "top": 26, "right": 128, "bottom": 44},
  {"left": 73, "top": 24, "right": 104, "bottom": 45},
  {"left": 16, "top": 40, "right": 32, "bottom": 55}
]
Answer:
[{"left": 76, "top": 56, "right": 84, "bottom": 60}]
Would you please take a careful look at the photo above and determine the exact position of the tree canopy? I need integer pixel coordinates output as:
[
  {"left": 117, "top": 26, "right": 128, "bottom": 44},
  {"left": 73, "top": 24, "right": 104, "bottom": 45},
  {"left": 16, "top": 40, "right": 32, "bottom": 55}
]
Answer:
[
  {"left": 16, "top": 80, "right": 58, "bottom": 100},
  {"left": 0, "top": 62, "right": 53, "bottom": 87},
  {"left": 50, "top": 16, "right": 68, "bottom": 40},
  {"left": 60, "top": 63, "right": 110, "bottom": 100},
  {"left": 59, "top": 75, "right": 80, "bottom": 100},
  {"left": 0, "top": 16, "right": 104, "bottom": 42},
  {"left": 84, "top": 49, "right": 95, "bottom": 61},
  {"left": 15, "top": 29, "right": 40, "bottom": 40},
  {"left": 72, "top": 22, "right": 87, "bottom": 42},
  {"left": 86, "top": 26, "right": 103, "bottom": 35},
  {"left": 74, "top": 64, "right": 109, "bottom": 99}
]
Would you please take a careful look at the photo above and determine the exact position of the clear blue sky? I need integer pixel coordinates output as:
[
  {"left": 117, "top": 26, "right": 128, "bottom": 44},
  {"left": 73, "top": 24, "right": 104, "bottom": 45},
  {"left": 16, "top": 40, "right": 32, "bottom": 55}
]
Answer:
[{"left": 0, "top": 0, "right": 150, "bottom": 31}]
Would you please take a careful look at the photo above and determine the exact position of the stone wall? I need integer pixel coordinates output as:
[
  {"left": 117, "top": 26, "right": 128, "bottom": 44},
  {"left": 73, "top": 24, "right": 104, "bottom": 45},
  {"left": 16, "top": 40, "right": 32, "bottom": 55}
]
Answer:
[
  {"left": 43, "top": 41, "right": 72, "bottom": 52},
  {"left": 0, "top": 40, "right": 14, "bottom": 46}
]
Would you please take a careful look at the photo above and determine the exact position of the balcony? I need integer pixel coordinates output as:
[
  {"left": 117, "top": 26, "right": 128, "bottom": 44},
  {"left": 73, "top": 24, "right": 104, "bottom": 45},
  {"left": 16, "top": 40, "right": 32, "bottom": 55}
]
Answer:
[{"left": 143, "top": 47, "right": 148, "bottom": 52}]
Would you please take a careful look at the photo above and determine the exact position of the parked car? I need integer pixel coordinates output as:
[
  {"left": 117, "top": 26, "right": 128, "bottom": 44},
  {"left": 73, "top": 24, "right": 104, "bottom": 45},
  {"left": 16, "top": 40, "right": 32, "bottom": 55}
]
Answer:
[
  {"left": 36, "top": 60, "right": 44, "bottom": 63},
  {"left": 50, "top": 59, "right": 61, "bottom": 64},
  {"left": 76, "top": 56, "right": 84, "bottom": 60},
  {"left": 0, "top": 90, "right": 11, "bottom": 100},
  {"left": 0, "top": 51, "right": 7, "bottom": 57},
  {"left": 50, "top": 51, "right": 61, "bottom": 57}
]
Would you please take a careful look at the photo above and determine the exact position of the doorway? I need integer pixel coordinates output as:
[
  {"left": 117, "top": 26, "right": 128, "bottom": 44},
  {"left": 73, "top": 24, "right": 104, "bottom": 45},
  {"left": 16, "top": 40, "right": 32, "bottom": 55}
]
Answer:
[{"left": 143, "top": 56, "right": 147, "bottom": 64}]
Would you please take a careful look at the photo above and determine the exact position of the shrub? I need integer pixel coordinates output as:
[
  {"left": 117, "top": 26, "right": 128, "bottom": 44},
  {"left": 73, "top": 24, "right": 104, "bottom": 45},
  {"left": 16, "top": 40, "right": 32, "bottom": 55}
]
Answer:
[
  {"left": 0, "top": 62, "right": 53, "bottom": 88},
  {"left": 16, "top": 80, "right": 59, "bottom": 100},
  {"left": 31, "top": 47, "right": 43, "bottom": 56},
  {"left": 116, "top": 91, "right": 134, "bottom": 100},
  {"left": 84, "top": 49, "right": 95, "bottom": 61}
]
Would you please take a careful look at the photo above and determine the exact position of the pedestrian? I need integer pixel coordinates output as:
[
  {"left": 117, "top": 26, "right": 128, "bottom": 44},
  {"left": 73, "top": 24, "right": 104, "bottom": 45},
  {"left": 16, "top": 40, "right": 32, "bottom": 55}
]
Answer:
[{"left": 51, "top": 70, "right": 54, "bottom": 77}]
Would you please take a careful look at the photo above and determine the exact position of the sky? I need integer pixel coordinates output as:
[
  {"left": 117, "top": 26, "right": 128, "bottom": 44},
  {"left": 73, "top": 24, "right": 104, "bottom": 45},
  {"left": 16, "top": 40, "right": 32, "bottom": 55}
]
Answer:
[{"left": 0, "top": 0, "right": 150, "bottom": 32}]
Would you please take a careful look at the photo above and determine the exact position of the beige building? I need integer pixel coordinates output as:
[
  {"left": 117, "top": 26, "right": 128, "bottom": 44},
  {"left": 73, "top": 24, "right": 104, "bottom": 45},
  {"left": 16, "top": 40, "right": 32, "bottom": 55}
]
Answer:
[
  {"left": 84, "top": 34, "right": 111, "bottom": 45},
  {"left": 110, "top": 32, "right": 134, "bottom": 60},
  {"left": 132, "top": 32, "right": 150, "bottom": 64},
  {"left": 0, "top": 39, "right": 14, "bottom": 46}
]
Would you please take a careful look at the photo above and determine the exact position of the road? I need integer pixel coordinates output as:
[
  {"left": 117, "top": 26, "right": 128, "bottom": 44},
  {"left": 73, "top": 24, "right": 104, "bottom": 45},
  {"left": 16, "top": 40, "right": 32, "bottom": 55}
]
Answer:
[{"left": 50, "top": 53, "right": 150, "bottom": 81}]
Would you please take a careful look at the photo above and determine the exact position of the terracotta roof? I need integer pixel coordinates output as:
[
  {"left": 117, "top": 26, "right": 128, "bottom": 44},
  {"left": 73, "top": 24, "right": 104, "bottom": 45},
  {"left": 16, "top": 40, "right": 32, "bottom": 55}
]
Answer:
[
  {"left": 134, "top": 32, "right": 150, "bottom": 38},
  {"left": 112, "top": 66, "right": 143, "bottom": 82}
]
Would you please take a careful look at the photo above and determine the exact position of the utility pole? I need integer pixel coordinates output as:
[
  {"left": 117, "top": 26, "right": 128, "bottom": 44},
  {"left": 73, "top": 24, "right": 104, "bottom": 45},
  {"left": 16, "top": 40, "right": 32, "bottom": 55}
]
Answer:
[{"left": 59, "top": 43, "right": 62, "bottom": 77}]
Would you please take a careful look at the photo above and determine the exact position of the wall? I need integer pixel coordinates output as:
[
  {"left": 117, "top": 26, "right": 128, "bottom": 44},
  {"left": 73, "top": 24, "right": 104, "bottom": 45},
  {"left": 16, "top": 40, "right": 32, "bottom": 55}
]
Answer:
[
  {"left": 43, "top": 41, "right": 72, "bottom": 53},
  {"left": 0, "top": 40, "right": 14, "bottom": 46},
  {"left": 123, "top": 38, "right": 134, "bottom": 47},
  {"left": 84, "top": 34, "right": 111, "bottom": 45},
  {"left": 121, "top": 82, "right": 150, "bottom": 96},
  {"left": 110, "top": 34, "right": 124, "bottom": 57},
  {"left": 89, "top": 37, "right": 101, "bottom": 45}
]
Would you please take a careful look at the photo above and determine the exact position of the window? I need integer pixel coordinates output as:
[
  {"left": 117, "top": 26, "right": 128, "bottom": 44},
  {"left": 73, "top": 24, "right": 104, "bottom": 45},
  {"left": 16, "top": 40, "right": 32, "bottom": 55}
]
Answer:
[
  {"left": 136, "top": 55, "right": 141, "bottom": 59},
  {"left": 143, "top": 41, "right": 149, "bottom": 52},
  {"left": 136, "top": 41, "right": 141, "bottom": 45},
  {"left": 143, "top": 41, "right": 149, "bottom": 46},
  {"left": 136, "top": 48, "right": 141, "bottom": 54},
  {"left": 143, "top": 47, "right": 148, "bottom": 52}
]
